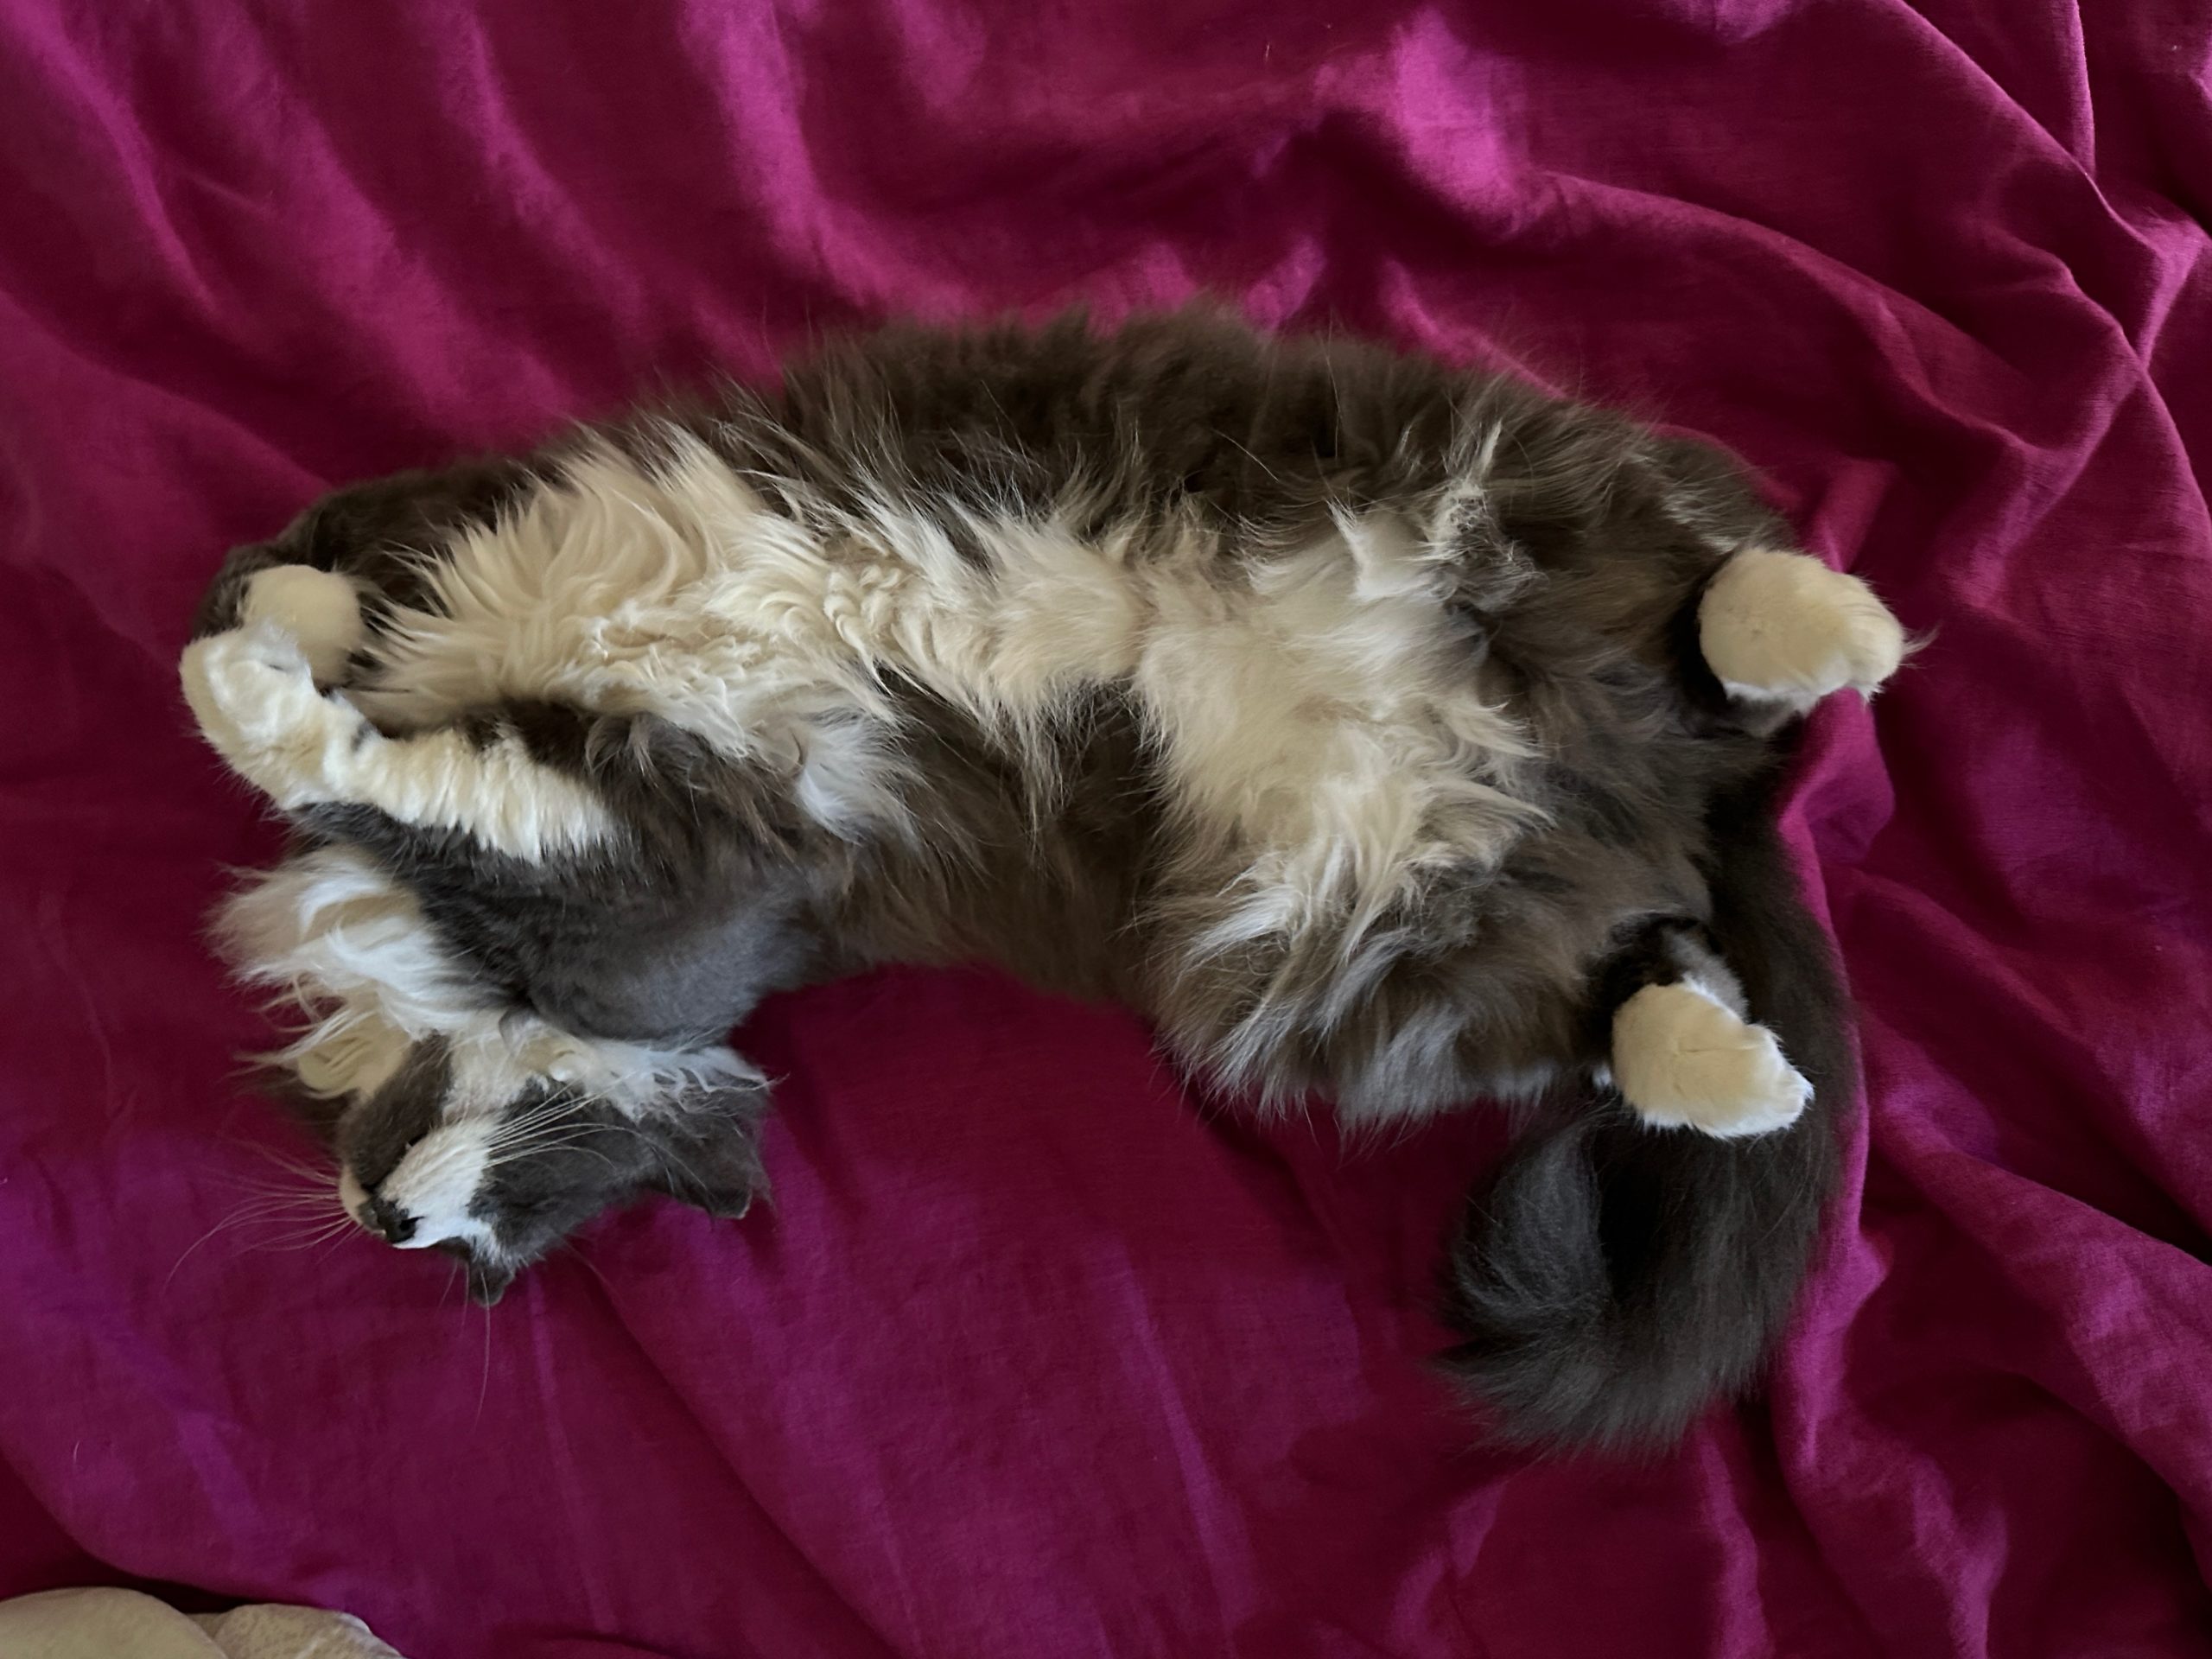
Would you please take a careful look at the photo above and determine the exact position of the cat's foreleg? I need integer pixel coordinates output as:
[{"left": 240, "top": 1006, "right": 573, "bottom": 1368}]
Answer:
[{"left": 181, "top": 565, "right": 616, "bottom": 861}]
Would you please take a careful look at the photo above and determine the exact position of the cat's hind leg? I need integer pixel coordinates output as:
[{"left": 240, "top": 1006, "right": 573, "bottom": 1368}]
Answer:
[{"left": 1697, "top": 549, "right": 1904, "bottom": 715}]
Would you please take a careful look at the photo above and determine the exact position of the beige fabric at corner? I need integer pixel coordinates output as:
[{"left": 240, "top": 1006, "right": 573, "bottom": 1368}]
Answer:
[{"left": 0, "top": 1588, "right": 404, "bottom": 1658}]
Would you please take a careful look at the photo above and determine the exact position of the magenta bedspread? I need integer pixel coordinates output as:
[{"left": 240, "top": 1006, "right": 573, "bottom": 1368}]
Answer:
[{"left": 3, "top": 3, "right": 2209, "bottom": 1655}]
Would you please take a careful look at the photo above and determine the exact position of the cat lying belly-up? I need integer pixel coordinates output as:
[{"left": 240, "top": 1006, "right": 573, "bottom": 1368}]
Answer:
[{"left": 180, "top": 310, "right": 1904, "bottom": 1451}]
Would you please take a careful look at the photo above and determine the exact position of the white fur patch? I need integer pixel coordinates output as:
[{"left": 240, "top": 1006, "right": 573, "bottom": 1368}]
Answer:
[
  {"left": 1698, "top": 549, "right": 1905, "bottom": 712},
  {"left": 1139, "top": 513, "right": 1535, "bottom": 957},
  {"left": 1610, "top": 979, "right": 1812, "bottom": 1138},
  {"left": 378, "top": 1116, "right": 495, "bottom": 1249},
  {"left": 346, "top": 438, "right": 912, "bottom": 840},
  {"left": 294, "top": 1008, "right": 413, "bottom": 1100},
  {"left": 219, "top": 845, "right": 475, "bottom": 1074},
  {"left": 345, "top": 437, "right": 1535, "bottom": 950},
  {"left": 182, "top": 621, "right": 616, "bottom": 861}
]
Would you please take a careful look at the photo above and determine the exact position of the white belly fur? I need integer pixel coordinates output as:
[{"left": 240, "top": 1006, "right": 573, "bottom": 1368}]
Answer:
[{"left": 353, "top": 432, "right": 1538, "bottom": 946}]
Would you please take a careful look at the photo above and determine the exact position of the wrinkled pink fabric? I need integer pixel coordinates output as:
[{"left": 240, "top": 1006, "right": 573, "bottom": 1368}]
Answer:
[{"left": 3, "top": 3, "right": 2209, "bottom": 1655}]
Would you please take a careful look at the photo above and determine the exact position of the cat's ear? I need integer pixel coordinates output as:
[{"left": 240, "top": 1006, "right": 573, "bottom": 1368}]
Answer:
[
  {"left": 644, "top": 1092, "right": 770, "bottom": 1221},
  {"left": 466, "top": 1256, "right": 518, "bottom": 1306},
  {"left": 436, "top": 1241, "right": 518, "bottom": 1307}
]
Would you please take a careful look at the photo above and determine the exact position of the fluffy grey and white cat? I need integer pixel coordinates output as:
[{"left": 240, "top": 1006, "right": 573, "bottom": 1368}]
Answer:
[{"left": 181, "top": 310, "right": 1903, "bottom": 1449}]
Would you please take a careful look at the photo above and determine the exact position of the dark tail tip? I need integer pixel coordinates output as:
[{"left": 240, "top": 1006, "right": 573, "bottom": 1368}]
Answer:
[
  {"left": 1438, "top": 1101, "right": 1839, "bottom": 1451},
  {"left": 1440, "top": 792, "right": 1854, "bottom": 1452}
]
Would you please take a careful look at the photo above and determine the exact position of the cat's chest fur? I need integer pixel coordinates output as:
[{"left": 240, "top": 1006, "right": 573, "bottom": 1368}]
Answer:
[{"left": 351, "top": 432, "right": 1540, "bottom": 944}]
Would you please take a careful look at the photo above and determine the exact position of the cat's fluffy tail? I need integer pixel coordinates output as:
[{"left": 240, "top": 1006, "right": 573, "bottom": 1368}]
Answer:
[{"left": 1438, "top": 772, "right": 1853, "bottom": 1451}]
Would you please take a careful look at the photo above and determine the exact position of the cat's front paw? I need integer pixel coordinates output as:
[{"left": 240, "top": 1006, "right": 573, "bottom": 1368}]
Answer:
[
  {"left": 238, "top": 564, "right": 365, "bottom": 683},
  {"left": 182, "top": 623, "right": 316, "bottom": 747},
  {"left": 1611, "top": 981, "right": 1812, "bottom": 1138},
  {"left": 181, "top": 622, "right": 369, "bottom": 806},
  {"left": 1699, "top": 550, "right": 1904, "bottom": 713}
]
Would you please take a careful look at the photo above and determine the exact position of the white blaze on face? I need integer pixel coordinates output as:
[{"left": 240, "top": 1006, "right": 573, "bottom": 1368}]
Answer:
[{"left": 371, "top": 1118, "right": 498, "bottom": 1249}]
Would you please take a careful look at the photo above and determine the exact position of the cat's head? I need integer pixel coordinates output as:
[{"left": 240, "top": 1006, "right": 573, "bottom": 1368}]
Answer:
[
  {"left": 221, "top": 846, "right": 773, "bottom": 1302},
  {"left": 320, "top": 1021, "right": 766, "bottom": 1305}
]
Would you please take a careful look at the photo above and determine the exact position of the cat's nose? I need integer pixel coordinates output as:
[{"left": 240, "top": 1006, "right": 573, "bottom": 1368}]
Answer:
[{"left": 361, "top": 1192, "right": 417, "bottom": 1245}]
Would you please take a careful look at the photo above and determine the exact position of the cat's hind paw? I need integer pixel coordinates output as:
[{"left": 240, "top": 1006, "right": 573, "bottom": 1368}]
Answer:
[
  {"left": 1699, "top": 549, "right": 1904, "bottom": 713},
  {"left": 1611, "top": 980, "right": 1812, "bottom": 1139}
]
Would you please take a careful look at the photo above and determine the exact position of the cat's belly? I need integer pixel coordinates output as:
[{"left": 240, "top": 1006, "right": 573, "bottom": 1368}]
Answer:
[{"left": 343, "top": 435, "right": 1536, "bottom": 931}]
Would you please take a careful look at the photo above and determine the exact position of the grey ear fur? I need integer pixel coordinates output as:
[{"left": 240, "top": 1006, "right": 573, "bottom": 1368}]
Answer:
[
  {"left": 645, "top": 1092, "right": 771, "bottom": 1220},
  {"left": 438, "top": 1242, "right": 517, "bottom": 1307}
]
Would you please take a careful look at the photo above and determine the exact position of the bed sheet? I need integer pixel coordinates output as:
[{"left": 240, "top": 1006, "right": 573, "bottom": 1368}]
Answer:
[{"left": 2, "top": 2, "right": 2209, "bottom": 1654}]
